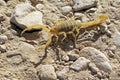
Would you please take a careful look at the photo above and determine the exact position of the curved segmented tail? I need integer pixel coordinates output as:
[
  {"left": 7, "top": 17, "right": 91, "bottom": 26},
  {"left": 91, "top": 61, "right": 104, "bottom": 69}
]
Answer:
[{"left": 78, "top": 14, "right": 108, "bottom": 28}]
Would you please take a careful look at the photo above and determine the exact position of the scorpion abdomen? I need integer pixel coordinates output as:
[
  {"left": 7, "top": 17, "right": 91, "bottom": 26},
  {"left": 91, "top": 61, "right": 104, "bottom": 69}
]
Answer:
[{"left": 55, "top": 18, "right": 77, "bottom": 32}]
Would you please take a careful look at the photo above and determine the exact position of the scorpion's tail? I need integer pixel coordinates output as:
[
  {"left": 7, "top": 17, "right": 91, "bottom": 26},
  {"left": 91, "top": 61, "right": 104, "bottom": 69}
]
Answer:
[
  {"left": 78, "top": 14, "right": 108, "bottom": 28},
  {"left": 98, "top": 14, "right": 108, "bottom": 23}
]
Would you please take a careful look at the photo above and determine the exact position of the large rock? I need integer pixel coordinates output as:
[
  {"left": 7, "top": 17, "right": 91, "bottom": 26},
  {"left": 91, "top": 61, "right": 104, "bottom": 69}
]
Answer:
[
  {"left": 73, "top": 0, "right": 97, "bottom": 11},
  {"left": 80, "top": 47, "right": 112, "bottom": 73},
  {"left": 10, "top": 3, "right": 43, "bottom": 29}
]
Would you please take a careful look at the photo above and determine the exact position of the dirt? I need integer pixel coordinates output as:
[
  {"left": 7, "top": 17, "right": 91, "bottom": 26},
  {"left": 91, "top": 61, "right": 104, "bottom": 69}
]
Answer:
[{"left": 0, "top": 0, "right": 120, "bottom": 80}]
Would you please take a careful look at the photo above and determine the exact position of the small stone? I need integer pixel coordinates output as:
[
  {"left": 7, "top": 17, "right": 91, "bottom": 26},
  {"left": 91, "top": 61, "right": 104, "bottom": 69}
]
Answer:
[
  {"left": 81, "top": 15, "right": 90, "bottom": 22},
  {"left": 0, "top": 45, "right": 6, "bottom": 52},
  {"left": 73, "top": 0, "right": 98, "bottom": 11},
  {"left": 89, "top": 63, "right": 99, "bottom": 74},
  {"left": 70, "top": 57, "right": 90, "bottom": 71},
  {"left": 62, "top": 54, "right": 69, "bottom": 62},
  {"left": 0, "top": 14, "right": 5, "bottom": 21},
  {"left": 115, "top": 0, "right": 120, "bottom": 5},
  {"left": 36, "top": 3, "right": 44, "bottom": 10},
  {"left": 4, "top": 31, "right": 14, "bottom": 40},
  {"left": 67, "top": 49, "right": 79, "bottom": 61},
  {"left": 57, "top": 66, "right": 69, "bottom": 80},
  {"left": 10, "top": 3, "right": 43, "bottom": 29},
  {"left": 0, "top": 0, "right": 6, "bottom": 6},
  {"left": 61, "top": 6, "right": 72, "bottom": 14},
  {"left": 0, "top": 35, "right": 8, "bottom": 44},
  {"left": 86, "top": 8, "right": 97, "bottom": 13},
  {"left": 38, "top": 65, "right": 57, "bottom": 80},
  {"left": 109, "top": 45, "right": 116, "bottom": 51},
  {"left": 97, "top": 72, "right": 103, "bottom": 79},
  {"left": 80, "top": 47, "right": 112, "bottom": 73},
  {"left": 74, "top": 13, "right": 84, "bottom": 18},
  {"left": 108, "top": 50, "right": 114, "bottom": 58}
]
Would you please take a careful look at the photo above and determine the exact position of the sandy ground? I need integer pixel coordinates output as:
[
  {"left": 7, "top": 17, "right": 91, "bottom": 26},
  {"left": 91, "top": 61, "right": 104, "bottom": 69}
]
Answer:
[{"left": 0, "top": 0, "right": 120, "bottom": 80}]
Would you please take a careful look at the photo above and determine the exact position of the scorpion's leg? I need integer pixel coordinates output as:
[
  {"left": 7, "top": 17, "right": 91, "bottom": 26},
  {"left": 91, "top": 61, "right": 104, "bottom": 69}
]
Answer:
[
  {"left": 54, "top": 34, "right": 59, "bottom": 43},
  {"left": 75, "top": 27, "right": 80, "bottom": 37},
  {"left": 38, "top": 34, "right": 53, "bottom": 50},
  {"left": 59, "top": 32, "right": 67, "bottom": 41}
]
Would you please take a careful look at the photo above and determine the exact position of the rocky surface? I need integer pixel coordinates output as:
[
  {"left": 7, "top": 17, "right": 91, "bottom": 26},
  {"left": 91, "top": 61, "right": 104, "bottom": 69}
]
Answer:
[{"left": 0, "top": 0, "right": 120, "bottom": 80}]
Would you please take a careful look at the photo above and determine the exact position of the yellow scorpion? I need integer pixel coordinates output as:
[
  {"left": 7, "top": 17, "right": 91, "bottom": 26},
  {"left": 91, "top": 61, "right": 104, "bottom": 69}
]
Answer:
[{"left": 21, "top": 14, "right": 108, "bottom": 50}]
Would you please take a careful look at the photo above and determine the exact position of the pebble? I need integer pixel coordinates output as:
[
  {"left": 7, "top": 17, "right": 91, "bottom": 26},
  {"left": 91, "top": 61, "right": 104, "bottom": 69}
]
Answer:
[
  {"left": 80, "top": 47, "right": 112, "bottom": 73},
  {"left": 4, "top": 31, "right": 14, "bottom": 40},
  {"left": 89, "top": 63, "right": 99, "bottom": 74},
  {"left": 61, "top": 6, "right": 72, "bottom": 14},
  {"left": 62, "top": 54, "right": 69, "bottom": 62},
  {"left": 38, "top": 65, "right": 57, "bottom": 80},
  {"left": 57, "top": 66, "right": 69, "bottom": 80},
  {"left": 0, "top": 14, "right": 5, "bottom": 21},
  {"left": 10, "top": 3, "right": 43, "bottom": 29},
  {"left": 113, "top": 27, "right": 120, "bottom": 47},
  {"left": 74, "top": 12, "right": 84, "bottom": 18},
  {"left": 73, "top": 0, "right": 98, "bottom": 11},
  {"left": 86, "top": 8, "right": 97, "bottom": 13},
  {"left": 67, "top": 49, "right": 79, "bottom": 61},
  {"left": 81, "top": 15, "right": 90, "bottom": 22},
  {"left": 70, "top": 57, "right": 90, "bottom": 71},
  {"left": 0, "top": 45, "right": 6, "bottom": 52},
  {"left": 0, "top": 0, "right": 6, "bottom": 6},
  {"left": 97, "top": 72, "right": 103, "bottom": 79},
  {"left": 108, "top": 50, "right": 114, "bottom": 58},
  {"left": 0, "top": 35, "right": 8, "bottom": 44},
  {"left": 36, "top": 3, "right": 44, "bottom": 10}
]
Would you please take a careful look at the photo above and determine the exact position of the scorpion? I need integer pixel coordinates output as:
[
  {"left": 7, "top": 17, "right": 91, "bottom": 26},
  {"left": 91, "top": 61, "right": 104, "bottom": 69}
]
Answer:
[{"left": 21, "top": 14, "right": 108, "bottom": 50}]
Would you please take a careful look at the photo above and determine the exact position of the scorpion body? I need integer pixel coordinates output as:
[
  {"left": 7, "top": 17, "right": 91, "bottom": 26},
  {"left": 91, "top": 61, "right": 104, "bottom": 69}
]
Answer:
[{"left": 21, "top": 14, "right": 108, "bottom": 50}]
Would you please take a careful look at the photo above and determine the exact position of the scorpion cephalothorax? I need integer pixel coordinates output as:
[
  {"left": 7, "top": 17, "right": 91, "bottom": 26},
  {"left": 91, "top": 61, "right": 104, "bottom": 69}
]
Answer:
[{"left": 21, "top": 14, "right": 108, "bottom": 50}]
